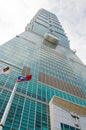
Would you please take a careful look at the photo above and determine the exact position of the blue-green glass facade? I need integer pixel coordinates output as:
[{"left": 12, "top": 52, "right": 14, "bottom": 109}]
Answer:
[
  {"left": 0, "top": 9, "right": 86, "bottom": 130},
  {"left": 61, "top": 123, "right": 80, "bottom": 130}
]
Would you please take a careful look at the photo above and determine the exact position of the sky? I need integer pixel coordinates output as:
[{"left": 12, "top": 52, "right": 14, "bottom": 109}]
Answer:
[{"left": 0, "top": 0, "right": 86, "bottom": 63}]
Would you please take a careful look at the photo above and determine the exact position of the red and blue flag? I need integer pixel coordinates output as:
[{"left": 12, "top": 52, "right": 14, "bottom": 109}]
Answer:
[{"left": 16, "top": 75, "right": 32, "bottom": 82}]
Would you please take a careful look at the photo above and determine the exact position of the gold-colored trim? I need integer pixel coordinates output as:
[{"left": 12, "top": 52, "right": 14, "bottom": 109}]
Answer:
[{"left": 38, "top": 72, "right": 86, "bottom": 99}]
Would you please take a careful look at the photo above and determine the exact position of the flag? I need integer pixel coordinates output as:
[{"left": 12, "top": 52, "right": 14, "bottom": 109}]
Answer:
[
  {"left": 16, "top": 75, "right": 32, "bottom": 82},
  {"left": 0, "top": 67, "right": 11, "bottom": 75}
]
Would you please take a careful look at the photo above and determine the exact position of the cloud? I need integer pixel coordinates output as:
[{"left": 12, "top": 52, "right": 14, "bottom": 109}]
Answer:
[{"left": 50, "top": 0, "right": 86, "bottom": 63}]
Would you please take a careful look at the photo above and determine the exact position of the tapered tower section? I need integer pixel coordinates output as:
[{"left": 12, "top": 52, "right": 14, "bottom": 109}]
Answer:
[{"left": 0, "top": 9, "right": 86, "bottom": 130}]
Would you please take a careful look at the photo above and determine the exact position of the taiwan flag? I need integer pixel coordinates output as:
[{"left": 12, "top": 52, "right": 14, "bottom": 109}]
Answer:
[{"left": 16, "top": 75, "right": 32, "bottom": 82}]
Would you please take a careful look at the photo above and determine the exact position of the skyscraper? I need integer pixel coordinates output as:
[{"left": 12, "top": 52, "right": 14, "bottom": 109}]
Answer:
[{"left": 0, "top": 8, "right": 86, "bottom": 130}]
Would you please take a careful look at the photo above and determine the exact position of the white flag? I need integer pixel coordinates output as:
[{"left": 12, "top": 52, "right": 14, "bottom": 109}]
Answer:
[{"left": 0, "top": 67, "right": 11, "bottom": 75}]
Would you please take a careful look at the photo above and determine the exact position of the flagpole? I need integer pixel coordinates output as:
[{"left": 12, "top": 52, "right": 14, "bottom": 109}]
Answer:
[
  {"left": 0, "top": 82, "right": 18, "bottom": 130},
  {"left": 0, "top": 66, "right": 31, "bottom": 130}
]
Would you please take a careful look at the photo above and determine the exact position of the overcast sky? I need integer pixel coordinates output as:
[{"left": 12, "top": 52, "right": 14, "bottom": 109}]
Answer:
[{"left": 0, "top": 0, "right": 86, "bottom": 64}]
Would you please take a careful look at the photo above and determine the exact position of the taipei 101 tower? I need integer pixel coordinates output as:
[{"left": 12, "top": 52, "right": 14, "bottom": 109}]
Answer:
[{"left": 0, "top": 9, "right": 86, "bottom": 130}]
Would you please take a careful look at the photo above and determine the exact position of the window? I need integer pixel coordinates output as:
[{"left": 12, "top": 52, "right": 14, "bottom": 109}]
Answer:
[{"left": 61, "top": 123, "right": 80, "bottom": 130}]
